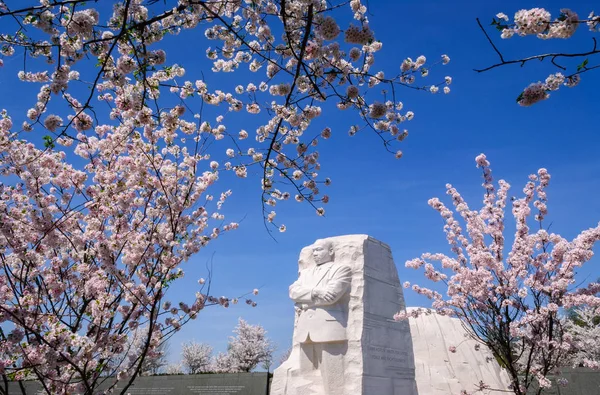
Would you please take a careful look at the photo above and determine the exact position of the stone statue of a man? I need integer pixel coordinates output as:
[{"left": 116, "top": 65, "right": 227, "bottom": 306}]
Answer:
[{"left": 288, "top": 240, "right": 352, "bottom": 395}]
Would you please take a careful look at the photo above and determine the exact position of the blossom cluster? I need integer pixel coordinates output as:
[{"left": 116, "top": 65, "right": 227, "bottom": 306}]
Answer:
[
  {"left": 517, "top": 72, "right": 580, "bottom": 106},
  {"left": 398, "top": 154, "right": 600, "bottom": 394},
  {"left": 497, "top": 8, "right": 582, "bottom": 39}
]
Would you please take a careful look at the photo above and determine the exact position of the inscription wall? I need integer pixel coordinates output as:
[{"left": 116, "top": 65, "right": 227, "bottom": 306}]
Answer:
[{"left": 6, "top": 373, "right": 269, "bottom": 395}]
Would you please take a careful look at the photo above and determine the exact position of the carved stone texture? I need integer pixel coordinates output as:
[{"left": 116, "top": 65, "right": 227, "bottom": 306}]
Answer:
[
  {"left": 408, "top": 308, "right": 512, "bottom": 394},
  {"left": 271, "top": 235, "right": 418, "bottom": 395}
]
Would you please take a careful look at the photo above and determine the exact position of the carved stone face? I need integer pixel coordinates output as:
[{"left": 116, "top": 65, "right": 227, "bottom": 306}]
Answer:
[{"left": 312, "top": 241, "right": 334, "bottom": 265}]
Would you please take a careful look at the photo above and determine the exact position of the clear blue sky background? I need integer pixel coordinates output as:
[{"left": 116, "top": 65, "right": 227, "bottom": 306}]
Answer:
[{"left": 1, "top": 0, "right": 600, "bottom": 368}]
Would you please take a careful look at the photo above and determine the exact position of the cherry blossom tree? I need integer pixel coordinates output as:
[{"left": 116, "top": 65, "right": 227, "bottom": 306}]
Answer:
[
  {"left": 260, "top": 352, "right": 274, "bottom": 372},
  {"left": 212, "top": 352, "right": 233, "bottom": 373},
  {"left": 397, "top": 154, "right": 600, "bottom": 395},
  {"left": 564, "top": 306, "right": 600, "bottom": 368},
  {"left": 125, "top": 327, "right": 169, "bottom": 376},
  {"left": 476, "top": 8, "right": 600, "bottom": 106},
  {"left": 181, "top": 340, "right": 213, "bottom": 374},
  {"left": 216, "top": 318, "right": 274, "bottom": 373},
  {"left": 0, "top": 0, "right": 450, "bottom": 393},
  {"left": 165, "top": 363, "right": 183, "bottom": 375}
]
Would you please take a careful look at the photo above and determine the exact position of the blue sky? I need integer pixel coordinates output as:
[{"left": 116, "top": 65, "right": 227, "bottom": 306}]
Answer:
[{"left": 2, "top": 0, "right": 600, "bottom": 368}]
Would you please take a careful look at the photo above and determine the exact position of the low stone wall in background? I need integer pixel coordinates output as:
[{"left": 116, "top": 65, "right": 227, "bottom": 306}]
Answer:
[
  {"left": 7, "top": 372, "right": 270, "bottom": 395},
  {"left": 5, "top": 368, "right": 600, "bottom": 394}
]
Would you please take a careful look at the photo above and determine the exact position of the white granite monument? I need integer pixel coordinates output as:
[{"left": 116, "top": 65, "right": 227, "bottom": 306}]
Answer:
[
  {"left": 271, "top": 235, "right": 514, "bottom": 395},
  {"left": 271, "top": 235, "right": 418, "bottom": 395}
]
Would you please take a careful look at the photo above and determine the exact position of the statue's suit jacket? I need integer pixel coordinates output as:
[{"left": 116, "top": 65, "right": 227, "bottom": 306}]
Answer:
[{"left": 289, "top": 261, "right": 352, "bottom": 343}]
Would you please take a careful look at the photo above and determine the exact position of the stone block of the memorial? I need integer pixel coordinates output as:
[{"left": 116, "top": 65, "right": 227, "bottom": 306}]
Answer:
[
  {"left": 271, "top": 234, "right": 418, "bottom": 395},
  {"left": 408, "top": 308, "right": 512, "bottom": 394}
]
